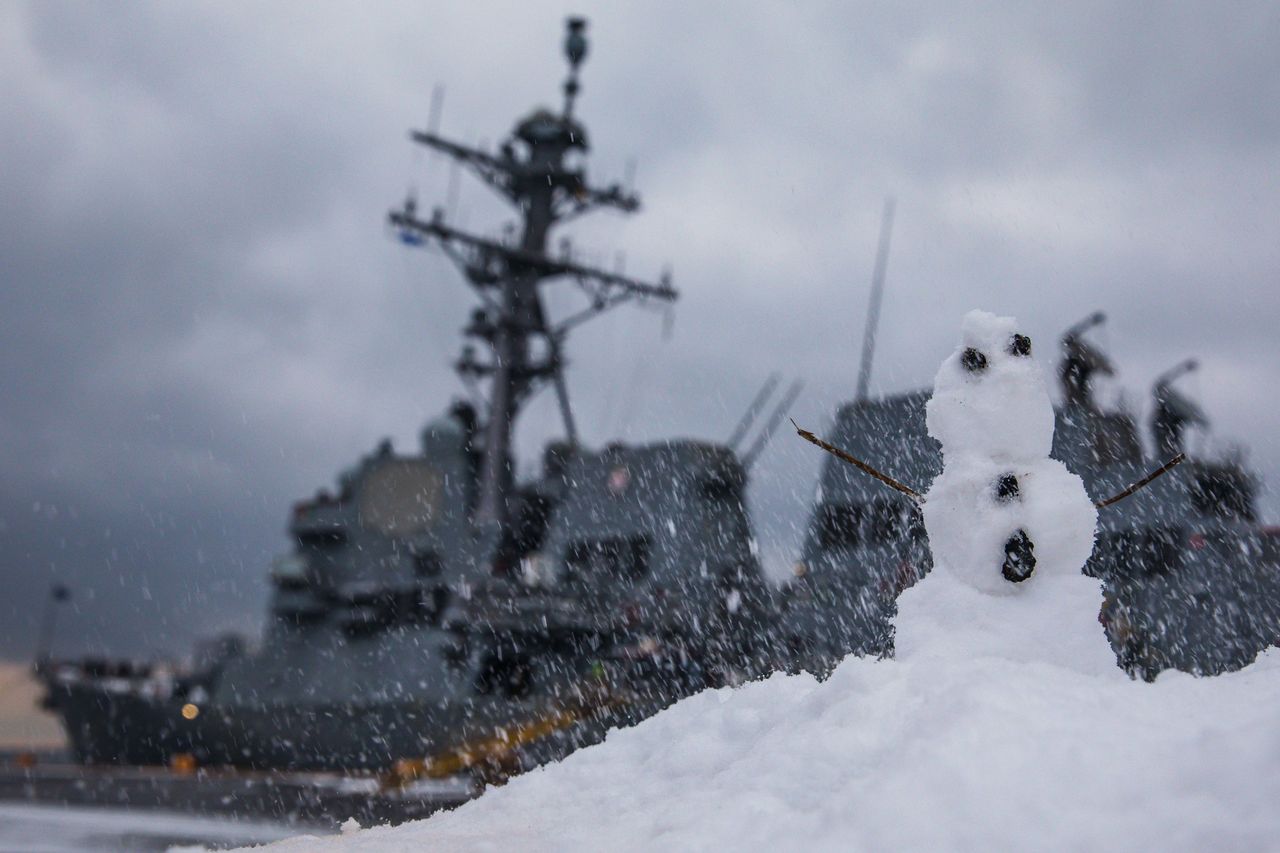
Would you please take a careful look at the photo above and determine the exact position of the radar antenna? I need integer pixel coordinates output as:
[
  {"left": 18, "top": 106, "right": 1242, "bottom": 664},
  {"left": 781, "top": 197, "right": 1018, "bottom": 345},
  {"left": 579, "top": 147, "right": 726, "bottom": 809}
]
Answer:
[
  {"left": 1152, "top": 359, "right": 1206, "bottom": 457},
  {"left": 391, "top": 18, "right": 677, "bottom": 528},
  {"left": 1059, "top": 311, "right": 1112, "bottom": 411}
]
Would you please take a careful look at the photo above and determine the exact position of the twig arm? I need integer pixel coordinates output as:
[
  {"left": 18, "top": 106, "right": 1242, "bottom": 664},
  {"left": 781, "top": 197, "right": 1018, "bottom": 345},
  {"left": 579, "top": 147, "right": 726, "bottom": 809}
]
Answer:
[
  {"left": 1094, "top": 453, "right": 1186, "bottom": 509},
  {"left": 791, "top": 419, "right": 924, "bottom": 503}
]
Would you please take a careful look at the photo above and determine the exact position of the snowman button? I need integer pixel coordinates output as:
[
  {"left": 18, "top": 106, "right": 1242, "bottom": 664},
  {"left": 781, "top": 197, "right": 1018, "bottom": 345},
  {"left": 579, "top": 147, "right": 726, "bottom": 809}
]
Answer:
[
  {"left": 1007, "top": 333, "right": 1032, "bottom": 356},
  {"left": 995, "top": 473, "right": 1020, "bottom": 502},
  {"left": 1002, "top": 529, "right": 1036, "bottom": 583},
  {"left": 960, "top": 348, "right": 988, "bottom": 373}
]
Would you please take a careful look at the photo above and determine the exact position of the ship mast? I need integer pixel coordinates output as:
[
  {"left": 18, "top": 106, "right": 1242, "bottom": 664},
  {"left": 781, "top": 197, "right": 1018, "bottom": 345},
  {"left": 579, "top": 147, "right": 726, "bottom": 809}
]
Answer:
[
  {"left": 854, "top": 198, "right": 895, "bottom": 403},
  {"left": 389, "top": 17, "right": 676, "bottom": 529}
]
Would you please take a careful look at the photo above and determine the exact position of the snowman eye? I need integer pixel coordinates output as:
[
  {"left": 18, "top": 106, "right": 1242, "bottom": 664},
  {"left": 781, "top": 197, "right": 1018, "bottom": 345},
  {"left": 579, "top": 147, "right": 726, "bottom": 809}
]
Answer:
[
  {"left": 1007, "top": 334, "right": 1032, "bottom": 357},
  {"left": 960, "top": 348, "right": 988, "bottom": 373}
]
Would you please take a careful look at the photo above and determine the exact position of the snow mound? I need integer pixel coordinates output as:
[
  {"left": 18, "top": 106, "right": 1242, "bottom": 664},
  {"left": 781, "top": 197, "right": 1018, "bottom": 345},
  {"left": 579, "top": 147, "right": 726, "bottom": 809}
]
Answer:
[
  {"left": 895, "top": 571, "right": 1117, "bottom": 675},
  {"left": 259, "top": 646, "right": 1280, "bottom": 852}
]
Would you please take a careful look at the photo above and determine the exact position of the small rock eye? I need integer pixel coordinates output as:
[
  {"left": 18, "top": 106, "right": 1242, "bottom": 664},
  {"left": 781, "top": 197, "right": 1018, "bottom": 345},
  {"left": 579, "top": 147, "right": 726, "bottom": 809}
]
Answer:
[
  {"left": 960, "top": 348, "right": 988, "bottom": 373},
  {"left": 1007, "top": 334, "right": 1032, "bottom": 356},
  {"left": 994, "top": 473, "right": 1020, "bottom": 502}
]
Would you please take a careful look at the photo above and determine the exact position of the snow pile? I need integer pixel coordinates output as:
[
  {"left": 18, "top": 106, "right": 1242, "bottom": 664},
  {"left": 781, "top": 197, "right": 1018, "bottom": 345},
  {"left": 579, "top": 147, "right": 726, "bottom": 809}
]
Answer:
[
  {"left": 255, "top": 311, "right": 1280, "bottom": 851},
  {"left": 261, "top": 650, "right": 1280, "bottom": 852}
]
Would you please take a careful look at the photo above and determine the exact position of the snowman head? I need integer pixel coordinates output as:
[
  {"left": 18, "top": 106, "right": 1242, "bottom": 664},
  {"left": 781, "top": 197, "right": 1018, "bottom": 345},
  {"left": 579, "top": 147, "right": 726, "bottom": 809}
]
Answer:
[{"left": 925, "top": 310, "right": 1055, "bottom": 463}]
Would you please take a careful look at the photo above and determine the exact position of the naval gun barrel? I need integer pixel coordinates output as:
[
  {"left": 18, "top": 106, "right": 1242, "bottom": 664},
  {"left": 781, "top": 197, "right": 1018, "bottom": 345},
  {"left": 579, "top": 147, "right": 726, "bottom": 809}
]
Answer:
[
  {"left": 1059, "top": 311, "right": 1113, "bottom": 411},
  {"left": 1064, "top": 311, "right": 1106, "bottom": 341},
  {"left": 1152, "top": 358, "right": 1207, "bottom": 457},
  {"left": 1154, "top": 358, "right": 1199, "bottom": 390}
]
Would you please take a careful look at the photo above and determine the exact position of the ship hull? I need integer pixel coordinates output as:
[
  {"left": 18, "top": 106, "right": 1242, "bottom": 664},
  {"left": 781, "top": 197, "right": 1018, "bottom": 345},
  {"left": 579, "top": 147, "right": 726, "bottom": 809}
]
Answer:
[{"left": 43, "top": 682, "right": 187, "bottom": 766}]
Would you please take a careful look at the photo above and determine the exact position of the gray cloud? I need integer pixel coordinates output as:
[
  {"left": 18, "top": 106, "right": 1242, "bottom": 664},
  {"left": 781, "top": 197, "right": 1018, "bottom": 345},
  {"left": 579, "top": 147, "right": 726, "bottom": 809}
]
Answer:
[{"left": 2, "top": 1, "right": 1278, "bottom": 659}]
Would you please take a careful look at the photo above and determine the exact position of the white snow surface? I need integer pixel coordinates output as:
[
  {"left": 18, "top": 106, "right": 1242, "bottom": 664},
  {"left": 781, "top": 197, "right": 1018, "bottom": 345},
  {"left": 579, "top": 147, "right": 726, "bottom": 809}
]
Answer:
[
  {"left": 257, "top": 642, "right": 1280, "bottom": 852},
  {"left": 895, "top": 571, "right": 1118, "bottom": 676}
]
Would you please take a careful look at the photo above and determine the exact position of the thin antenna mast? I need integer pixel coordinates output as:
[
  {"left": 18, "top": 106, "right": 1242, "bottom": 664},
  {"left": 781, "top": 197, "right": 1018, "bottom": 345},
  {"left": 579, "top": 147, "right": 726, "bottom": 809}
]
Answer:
[
  {"left": 427, "top": 85, "right": 445, "bottom": 136},
  {"left": 727, "top": 373, "right": 781, "bottom": 450},
  {"left": 854, "top": 197, "right": 896, "bottom": 403},
  {"left": 742, "top": 379, "right": 804, "bottom": 469},
  {"left": 391, "top": 17, "right": 676, "bottom": 530}
]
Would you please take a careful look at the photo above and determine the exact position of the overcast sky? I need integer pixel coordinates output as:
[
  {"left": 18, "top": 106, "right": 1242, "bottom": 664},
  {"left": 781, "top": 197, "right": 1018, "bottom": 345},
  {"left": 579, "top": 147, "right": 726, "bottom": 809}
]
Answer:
[{"left": 2, "top": 1, "right": 1278, "bottom": 660}]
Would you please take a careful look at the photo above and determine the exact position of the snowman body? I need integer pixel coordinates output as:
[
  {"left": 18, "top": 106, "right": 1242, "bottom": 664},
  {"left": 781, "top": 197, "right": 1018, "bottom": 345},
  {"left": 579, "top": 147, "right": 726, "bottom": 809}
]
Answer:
[{"left": 895, "top": 311, "right": 1115, "bottom": 674}]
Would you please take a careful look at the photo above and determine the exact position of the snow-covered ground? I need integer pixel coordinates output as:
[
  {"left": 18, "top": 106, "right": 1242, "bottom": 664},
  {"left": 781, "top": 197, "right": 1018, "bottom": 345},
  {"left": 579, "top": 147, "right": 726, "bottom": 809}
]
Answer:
[
  {"left": 0, "top": 803, "right": 302, "bottom": 852},
  {"left": 255, "top": 645, "right": 1280, "bottom": 852}
]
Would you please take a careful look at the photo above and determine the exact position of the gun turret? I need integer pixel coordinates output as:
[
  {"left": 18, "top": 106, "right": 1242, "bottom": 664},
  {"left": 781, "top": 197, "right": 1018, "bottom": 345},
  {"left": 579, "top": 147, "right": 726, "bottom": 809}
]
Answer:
[
  {"left": 1151, "top": 359, "right": 1207, "bottom": 457},
  {"left": 1059, "top": 311, "right": 1113, "bottom": 411}
]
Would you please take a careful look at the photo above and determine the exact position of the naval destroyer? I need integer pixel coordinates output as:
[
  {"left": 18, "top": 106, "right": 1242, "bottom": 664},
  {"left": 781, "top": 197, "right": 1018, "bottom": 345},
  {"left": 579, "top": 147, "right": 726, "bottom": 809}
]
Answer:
[{"left": 37, "top": 17, "right": 781, "bottom": 777}]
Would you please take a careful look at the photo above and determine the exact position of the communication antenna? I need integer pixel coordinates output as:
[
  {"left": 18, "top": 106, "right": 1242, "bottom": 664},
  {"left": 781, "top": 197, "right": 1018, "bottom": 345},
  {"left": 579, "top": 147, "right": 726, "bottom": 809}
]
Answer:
[
  {"left": 854, "top": 197, "right": 896, "bottom": 402},
  {"left": 727, "top": 373, "right": 781, "bottom": 451},
  {"left": 742, "top": 379, "right": 804, "bottom": 469},
  {"left": 427, "top": 85, "right": 445, "bottom": 137},
  {"left": 390, "top": 16, "right": 676, "bottom": 528},
  {"left": 35, "top": 584, "right": 71, "bottom": 664}
]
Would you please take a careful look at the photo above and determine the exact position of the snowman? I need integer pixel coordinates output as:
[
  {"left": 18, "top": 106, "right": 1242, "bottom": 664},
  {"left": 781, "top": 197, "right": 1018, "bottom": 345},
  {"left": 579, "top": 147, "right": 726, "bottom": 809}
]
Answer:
[
  {"left": 795, "top": 310, "right": 1181, "bottom": 674},
  {"left": 921, "top": 310, "right": 1097, "bottom": 595},
  {"left": 892, "top": 310, "right": 1118, "bottom": 672}
]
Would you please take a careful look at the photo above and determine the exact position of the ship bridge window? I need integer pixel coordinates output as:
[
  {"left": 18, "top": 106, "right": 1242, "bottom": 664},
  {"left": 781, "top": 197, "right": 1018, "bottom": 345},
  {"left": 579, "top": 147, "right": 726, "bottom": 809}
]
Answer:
[
  {"left": 565, "top": 536, "right": 650, "bottom": 582},
  {"left": 817, "top": 504, "right": 861, "bottom": 551},
  {"left": 341, "top": 591, "right": 395, "bottom": 637},
  {"left": 274, "top": 602, "right": 329, "bottom": 627},
  {"left": 270, "top": 554, "right": 311, "bottom": 590},
  {"left": 297, "top": 529, "right": 347, "bottom": 550}
]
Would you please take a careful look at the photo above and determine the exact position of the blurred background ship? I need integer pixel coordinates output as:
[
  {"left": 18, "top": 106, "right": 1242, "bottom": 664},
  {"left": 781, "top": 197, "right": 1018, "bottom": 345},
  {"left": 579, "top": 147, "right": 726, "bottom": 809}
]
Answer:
[{"left": 15, "top": 14, "right": 1280, "bottom": 824}]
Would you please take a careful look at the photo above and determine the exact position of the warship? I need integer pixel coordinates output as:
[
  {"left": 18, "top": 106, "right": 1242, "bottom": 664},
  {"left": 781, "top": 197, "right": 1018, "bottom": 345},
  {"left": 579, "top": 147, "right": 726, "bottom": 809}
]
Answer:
[
  {"left": 36, "top": 17, "right": 782, "bottom": 780},
  {"left": 782, "top": 304, "right": 1280, "bottom": 679}
]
